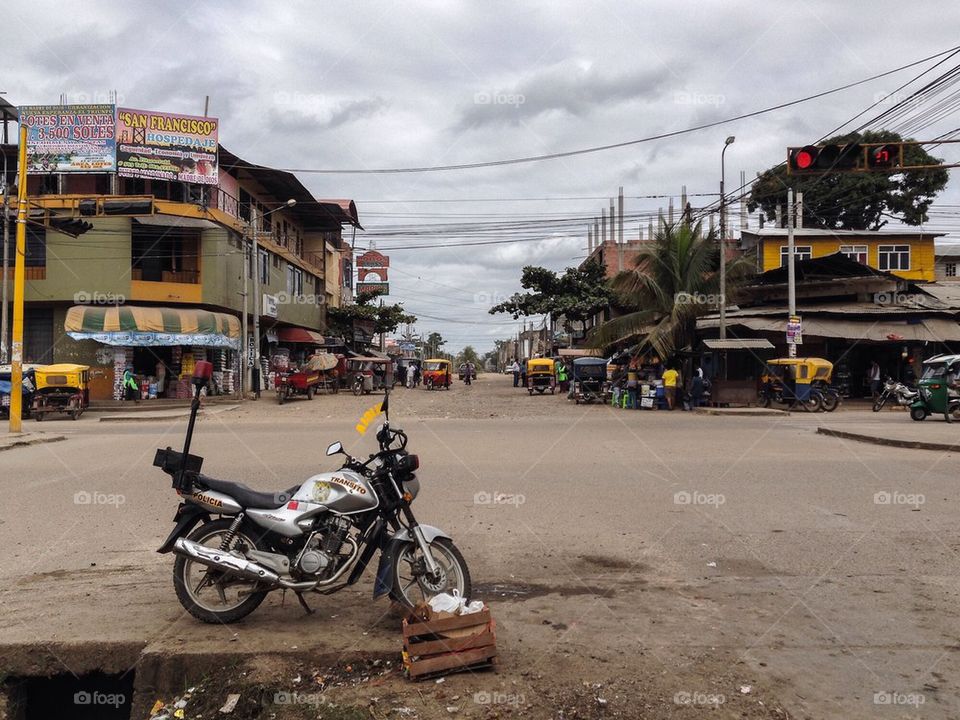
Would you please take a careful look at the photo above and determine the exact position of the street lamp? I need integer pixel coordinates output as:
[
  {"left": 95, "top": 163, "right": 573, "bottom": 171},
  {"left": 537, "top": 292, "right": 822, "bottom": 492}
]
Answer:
[
  {"left": 243, "top": 197, "right": 296, "bottom": 398},
  {"left": 719, "top": 135, "right": 735, "bottom": 341}
]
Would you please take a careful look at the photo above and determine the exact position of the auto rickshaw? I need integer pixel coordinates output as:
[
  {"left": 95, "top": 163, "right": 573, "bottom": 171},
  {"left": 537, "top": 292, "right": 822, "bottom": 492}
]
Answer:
[
  {"left": 32, "top": 364, "right": 90, "bottom": 421},
  {"left": 527, "top": 358, "right": 556, "bottom": 395},
  {"left": 758, "top": 358, "right": 832, "bottom": 412},
  {"left": 348, "top": 357, "right": 394, "bottom": 395},
  {"left": 572, "top": 357, "right": 608, "bottom": 404},
  {"left": 909, "top": 354, "right": 960, "bottom": 421},
  {"left": 423, "top": 358, "right": 452, "bottom": 390},
  {"left": 0, "top": 364, "right": 39, "bottom": 419}
]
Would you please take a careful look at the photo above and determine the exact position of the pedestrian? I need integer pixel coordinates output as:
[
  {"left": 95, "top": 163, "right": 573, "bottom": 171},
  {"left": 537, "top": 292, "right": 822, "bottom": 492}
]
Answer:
[
  {"left": 510, "top": 358, "right": 521, "bottom": 388},
  {"left": 520, "top": 360, "right": 527, "bottom": 389},
  {"left": 690, "top": 366, "right": 705, "bottom": 408},
  {"left": 626, "top": 359, "right": 639, "bottom": 409},
  {"left": 123, "top": 367, "right": 140, "bottom": 403},
  {"left": 946, "top": 362, "right": 960, "bottom": 423},
  {"left": 556, "top": 360, "right": 569, "bottom": 394},
  {"left": 868, "top": 360, "right": 881, "bottom": 400},
  {"left": 662, "top": 365, "right": 679, "bottom": 410},
  {"left": 155, "top": 359, "right": 167, "bottom": 398}
]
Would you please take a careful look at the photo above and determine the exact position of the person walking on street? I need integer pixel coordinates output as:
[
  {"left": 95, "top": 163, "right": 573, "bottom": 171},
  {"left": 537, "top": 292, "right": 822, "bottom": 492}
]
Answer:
[
  {"left": 662, "top": 365, "right": 679, "bottom": 410},
  {"left": 556, "top": 360, "right": 569, "bottom": 394},
  {"left": 520, "top": 360, "right": 527, "bottom": 389},
  {"left": 510, "top": 359, "right": 520, "bottom": 388},
  {"left": 868, "top": 360, "right": 881, "bottom": 400},
  {"left": 123, "top": 367, "right": 140, "bottom": 403}
]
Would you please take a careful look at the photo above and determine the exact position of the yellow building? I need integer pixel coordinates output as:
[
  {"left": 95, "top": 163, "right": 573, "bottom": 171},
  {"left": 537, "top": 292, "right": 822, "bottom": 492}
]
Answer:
[{"left": 741, "top": 229, "right": 944, "bottom": 282}]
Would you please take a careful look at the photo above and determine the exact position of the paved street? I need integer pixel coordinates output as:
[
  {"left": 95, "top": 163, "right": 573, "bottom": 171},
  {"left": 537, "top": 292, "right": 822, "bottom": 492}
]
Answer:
[{"left": 2, "top": 374, "right": 959, "bottom": 718}]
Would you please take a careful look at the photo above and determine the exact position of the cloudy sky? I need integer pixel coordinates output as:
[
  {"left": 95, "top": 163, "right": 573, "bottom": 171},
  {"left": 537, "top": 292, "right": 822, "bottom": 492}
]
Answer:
[{"left": 5, "top": 0, "right": 960, "bottom": 351}]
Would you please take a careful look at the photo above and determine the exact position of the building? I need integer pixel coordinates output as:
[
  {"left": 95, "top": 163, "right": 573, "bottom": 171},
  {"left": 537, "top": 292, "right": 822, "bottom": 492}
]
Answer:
[
  {"left": 698, "top": 253, "right": 960, "bottom": 396},
  {"left": 1, "top": 138, "right": 360, "bottom": 402},
  {"left": 740, "top": 228, "right": 943, "bottom": 282},
  {"left": 934, "top": 242, "right": 960, "bottom": 281}
]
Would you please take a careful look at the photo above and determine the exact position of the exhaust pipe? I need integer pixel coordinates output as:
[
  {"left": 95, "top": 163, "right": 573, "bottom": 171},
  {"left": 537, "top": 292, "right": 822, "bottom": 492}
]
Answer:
[{"left": 173, "top": 537, "right": 281, "bottom": 585}]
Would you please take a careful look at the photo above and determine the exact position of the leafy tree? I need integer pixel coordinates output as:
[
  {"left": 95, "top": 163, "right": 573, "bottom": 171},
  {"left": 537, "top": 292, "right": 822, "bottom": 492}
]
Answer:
[
  {"left": 424, "top": 332, "right": 446, "bottom": 358},
  {"left": 326, "top": 289, "right": 415, "bottom": 338},
  {"left": 590, "top": 221, "right": 753, "bottom": 359},
  {"left": 488, "top": 259, "right": 615, "bottom": 333},
  {"left": 747, "top": 130, "right": 949, "bottom": 230},
  {"left": 457, "top": 346, "right": 480, "bottom": 365}
]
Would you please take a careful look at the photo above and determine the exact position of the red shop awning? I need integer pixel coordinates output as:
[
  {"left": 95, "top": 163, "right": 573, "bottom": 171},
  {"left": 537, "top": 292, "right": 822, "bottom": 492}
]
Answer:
[{"left": 276, "top": 327, "right": 325, "bottom": 344}]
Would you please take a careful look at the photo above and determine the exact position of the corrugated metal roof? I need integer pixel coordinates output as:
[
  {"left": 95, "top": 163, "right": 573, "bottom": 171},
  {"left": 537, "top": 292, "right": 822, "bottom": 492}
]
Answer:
[{"left": 703, "top": 338, "right": 774, "bottom": 350}]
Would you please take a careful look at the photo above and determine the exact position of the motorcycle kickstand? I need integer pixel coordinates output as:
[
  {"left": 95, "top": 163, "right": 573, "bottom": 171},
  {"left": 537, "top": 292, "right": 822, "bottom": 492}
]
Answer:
[{"left": 295, "top": 591, "right": 315, "bottom": 615}]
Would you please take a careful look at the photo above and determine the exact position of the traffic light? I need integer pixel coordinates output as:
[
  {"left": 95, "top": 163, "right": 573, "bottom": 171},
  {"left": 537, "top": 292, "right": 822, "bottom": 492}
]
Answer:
[
  {"left": 787, "top": 143, "right": 862, "bottom": 174},
  {"left": 867, "top": 143, "right": 901, "bottom": 169},
  {"left": 48, "top": 218, "right": 94, "bottom": 237}
]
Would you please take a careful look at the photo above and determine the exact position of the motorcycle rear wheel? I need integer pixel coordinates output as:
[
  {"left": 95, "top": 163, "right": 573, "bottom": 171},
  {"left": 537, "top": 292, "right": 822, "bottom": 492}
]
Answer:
[
  {"left": 821, "top": 392, "right": 840, "bottom": 412},
  {"left": 173, "top": 519, "right": 269, "bottom": 624},
  {"left": 391, "top": 537, "right": 472, "bottom": 610}
]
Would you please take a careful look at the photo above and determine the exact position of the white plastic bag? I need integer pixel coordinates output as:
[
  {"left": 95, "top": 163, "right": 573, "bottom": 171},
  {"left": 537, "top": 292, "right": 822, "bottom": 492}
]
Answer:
[{"left": 427, "top": 589, "right": 484, "bottom": 615}]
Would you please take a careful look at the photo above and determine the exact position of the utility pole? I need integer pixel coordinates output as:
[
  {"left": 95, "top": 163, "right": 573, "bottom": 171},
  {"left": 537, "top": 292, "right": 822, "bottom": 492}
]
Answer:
[
  {"left": 240, "top": 224, "right": 249, "bottom": 398},
  {"left": 719, "top": 136, "right": 735, "bottom": 341},
  {"left": 9, "top": 125, "right": 27, "bottom": 433},
  {"left": 617, "top": 186, "right": 624, "bottom": 272},
  {"left": 1, "top": 147, "right": 9, "bottom": 363},
  {"left": 787, "top": 188, "right": 797, "bottom": 359},
  {"left": 251, "top": 227, "right": 261, "bottom": 399}
]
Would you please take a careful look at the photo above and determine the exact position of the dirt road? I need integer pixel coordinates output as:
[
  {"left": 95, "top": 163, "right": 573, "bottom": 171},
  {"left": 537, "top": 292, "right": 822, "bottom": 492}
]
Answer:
[{"left": 1, "top": 374, "right": 956, "bottom": 718}]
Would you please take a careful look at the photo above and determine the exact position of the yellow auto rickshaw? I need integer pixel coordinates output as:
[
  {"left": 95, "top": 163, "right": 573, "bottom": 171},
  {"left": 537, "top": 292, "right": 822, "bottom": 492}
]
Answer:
[
  {"left": 423, "top": 358, "right": 452, "bottom": 390},
  {"left": 526, "top": 358, "right": 556, "bottom": 395},
  {"left": 32, "top": 363, "right": 90, "bottom": 420},
  {"left": 759, "top": 357, "right": 835, "bottom": 412}
]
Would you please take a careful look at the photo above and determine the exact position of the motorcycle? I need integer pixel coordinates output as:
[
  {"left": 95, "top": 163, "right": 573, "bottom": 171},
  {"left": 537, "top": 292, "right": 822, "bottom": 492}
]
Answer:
[
  {"left": 155, "top": 361, "right": 471, "bottom": 624},
  {"left": 872, "top": 377, "right": 919, "bottom": 411}
]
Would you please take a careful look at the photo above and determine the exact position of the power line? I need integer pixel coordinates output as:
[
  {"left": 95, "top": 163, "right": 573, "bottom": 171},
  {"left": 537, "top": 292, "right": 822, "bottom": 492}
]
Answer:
[{"left": 228, "top": 45, "right": 960, "bottom": 175}]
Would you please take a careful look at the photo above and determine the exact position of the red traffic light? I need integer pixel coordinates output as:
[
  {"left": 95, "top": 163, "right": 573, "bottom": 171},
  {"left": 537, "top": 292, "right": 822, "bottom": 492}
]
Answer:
[
  {"left": 789, "top": 146, "right": 818, "bottom": 171},
  {"left": 868, "top": 144, "right": 900, "bottom": 169}
]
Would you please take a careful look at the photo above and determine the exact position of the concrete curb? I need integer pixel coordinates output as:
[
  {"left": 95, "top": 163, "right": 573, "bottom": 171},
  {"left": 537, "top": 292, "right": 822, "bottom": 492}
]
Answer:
[
  {"left": 98, "top": 405, "right": 239, "bottom": 423},
  {"left": 694, "top": 407, "right": 789, "bottom": 417},
  {"left": 817, "top": 427, "right": 960, "bottom": 453},
  {"left": 0, "top": 434, "right": 68, "bottom": 452}
]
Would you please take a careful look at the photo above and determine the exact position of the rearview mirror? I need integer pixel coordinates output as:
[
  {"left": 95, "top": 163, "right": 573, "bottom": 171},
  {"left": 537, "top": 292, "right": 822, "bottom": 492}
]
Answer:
[{"left": 326, "top": 441, "right": 343, "bottom": 456}]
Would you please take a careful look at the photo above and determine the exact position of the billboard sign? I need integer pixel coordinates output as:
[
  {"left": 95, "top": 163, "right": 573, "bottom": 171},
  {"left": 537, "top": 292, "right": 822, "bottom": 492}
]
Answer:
[
  {"left": 19, "top": 104, "right": 116, "bottom": 172},
  {"left": 116, "top": 107, "right": 219, "bottom": 184}
]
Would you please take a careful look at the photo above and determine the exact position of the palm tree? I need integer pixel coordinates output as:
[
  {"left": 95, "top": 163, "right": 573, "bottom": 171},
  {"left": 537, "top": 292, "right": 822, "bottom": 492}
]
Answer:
[{"left": 590, "top": 220, "right": 753, "bottom": 359}]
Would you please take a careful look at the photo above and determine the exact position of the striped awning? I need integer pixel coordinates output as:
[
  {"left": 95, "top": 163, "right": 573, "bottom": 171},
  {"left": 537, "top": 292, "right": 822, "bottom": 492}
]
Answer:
[
  {"left": 65, "top": 305, "right": 241, "bottom": 349},
  {"left": 276, "top": 327, "right": 325, "bottom": 344}
]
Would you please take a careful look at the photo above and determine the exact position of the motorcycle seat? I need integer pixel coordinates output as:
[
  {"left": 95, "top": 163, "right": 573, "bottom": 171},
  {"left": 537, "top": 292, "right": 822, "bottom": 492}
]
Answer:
[{"left": 195, "top": 474, "right": 298, "bottom": 509}]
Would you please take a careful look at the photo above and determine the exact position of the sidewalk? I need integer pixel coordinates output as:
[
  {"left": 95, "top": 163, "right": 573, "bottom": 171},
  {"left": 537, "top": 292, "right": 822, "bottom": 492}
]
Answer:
[
  {"left": 816, "top": 409, "right": 960, "bottom": 452},
  {"left": 96, "top": 404, "right": 239, "bottom": 422}
]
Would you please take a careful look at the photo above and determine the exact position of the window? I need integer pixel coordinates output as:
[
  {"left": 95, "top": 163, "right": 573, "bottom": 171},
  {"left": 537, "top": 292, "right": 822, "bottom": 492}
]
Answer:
[
  {"left": 878, "top": 245, "right": 910, "bottom": 271},
  {"left": 258, "top": 248, "right": 269, "bottom": 285},
  {"left": 780, "top": 245, "right": 812, "bottom": 267},
  {"left": 272, "top": 254, "right": 281, "bottom": 269},
  {"left": 6, "top": 226, "right": 46, "bottom": 268},
  {"left": 132, "top": 225, "right": 201, "bottom": 283},
  {"left": 946, "top": 262, "right": 957, "bottom": 278},
  {"left": 839, "top": 245, "right": 868, "bottom": 264},
  {"left": 286, "top": 264, "right": 303, "bottom": 295}
]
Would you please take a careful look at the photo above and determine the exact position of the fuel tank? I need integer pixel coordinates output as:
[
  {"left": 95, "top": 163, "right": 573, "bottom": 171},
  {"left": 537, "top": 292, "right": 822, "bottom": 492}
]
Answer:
[{"left": 293, "top": 470, "right": 379, "bottom": 515}]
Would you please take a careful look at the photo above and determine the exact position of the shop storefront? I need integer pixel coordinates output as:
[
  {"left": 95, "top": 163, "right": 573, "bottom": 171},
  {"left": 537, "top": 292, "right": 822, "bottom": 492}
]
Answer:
[{"left": 64, "top": 305, "right": 240, "bottom": 401}]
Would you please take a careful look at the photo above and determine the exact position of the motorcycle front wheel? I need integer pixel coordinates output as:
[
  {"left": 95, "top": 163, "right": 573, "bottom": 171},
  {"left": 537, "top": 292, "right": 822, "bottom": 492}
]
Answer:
[
  {"left": 172, "top": 519, "right": 269, "bottom": 624},
  {"left": 391, "top": 537, "right": 472, "bottom": 610},
  {"left": 872, "top": 395, "right": 887, "bottom": 412}
]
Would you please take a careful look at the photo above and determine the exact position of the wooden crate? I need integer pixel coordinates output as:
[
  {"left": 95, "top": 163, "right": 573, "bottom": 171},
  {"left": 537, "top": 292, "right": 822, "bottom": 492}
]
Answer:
[{"left": 402, "top": 607, "right": 498, "bottom": 679}]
